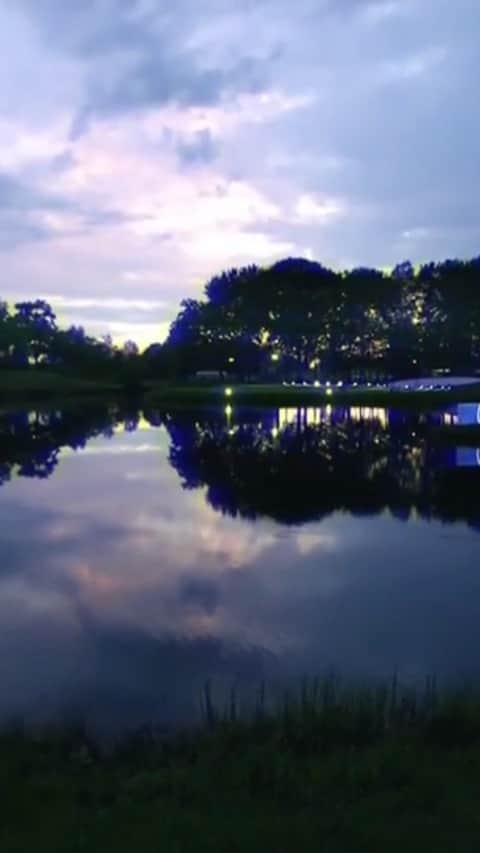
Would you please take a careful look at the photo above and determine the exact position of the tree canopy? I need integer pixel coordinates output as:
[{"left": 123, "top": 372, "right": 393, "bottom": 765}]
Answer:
[{"left": 165, "top": 255, "right": 480, "bottom": 380}]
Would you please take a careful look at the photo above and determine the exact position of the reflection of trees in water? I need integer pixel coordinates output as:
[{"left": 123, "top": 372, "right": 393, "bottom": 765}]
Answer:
[
  {"left": 0, "top": 403, "right": 138, "bottom": 485},
  {"left": 159, "top": 407, "right": 480, "bottom": 529},
  {"left": 2, "top": 403, "right": 480, "bottom": 530}
]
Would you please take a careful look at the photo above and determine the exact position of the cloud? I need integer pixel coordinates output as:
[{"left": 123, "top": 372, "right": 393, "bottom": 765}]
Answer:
[
  {"left": 0, "top": 172, "right": 71, "bottom": 249},
  {"left": 1, "top": 0, "right": 479, "bottom": 340},
  {"left": 0, "top": 172, "right": 62, "bottom": 212},
  {"left": 176, "top": 129, "right": 218, "bottom": 165},
  {"left": 294, "top": 194, "right": 345, "bottom": 224}
]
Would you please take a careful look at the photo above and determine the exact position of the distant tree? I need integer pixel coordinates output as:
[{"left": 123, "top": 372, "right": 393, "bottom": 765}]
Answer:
[
  {"left": 123, "top": 339, "right": 139, "bottom": 357},
  {"left": 392, "top": 260, "right": 414, "bottom": 281},
  {"left": 14, "top": 299, "right": 57, "bottom": 366}
]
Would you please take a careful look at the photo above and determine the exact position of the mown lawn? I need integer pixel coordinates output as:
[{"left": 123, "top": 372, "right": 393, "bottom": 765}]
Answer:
[
  {"left": 144, "top": 380, "right": 480, "bottom": 410},
  {"left": 2, "top": 371, "right": 480, "bottom": 411},
  {"left": 0, "top": 369, "right": 121, "bottom": 393}
]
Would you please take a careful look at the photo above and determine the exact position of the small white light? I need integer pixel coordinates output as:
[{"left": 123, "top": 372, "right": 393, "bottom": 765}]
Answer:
[
  {"left": 314, "top": 380, "right": 320, "bottom": 387},
  {"left": 326, "top": 381, "right": 331, "bottom": 387},
  {"left": 225, "top": 404, "right": 232, "bottom": 416},
  {"left": 337, "top": 381, "right": 343, "bottom": 387},
  {"left": 225, "top": 387, "right": 233, "bottom": 397},
  {"left": 326, "top": 388, "right": 333, "bottom": 396},
  {"left": 228, "top": 356, "right": 235, "bottom": 363}
]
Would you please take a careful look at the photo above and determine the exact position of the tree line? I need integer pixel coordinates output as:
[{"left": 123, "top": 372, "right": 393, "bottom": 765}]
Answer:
[
  {"left": 161, "top": 255, "right": 480, "bottom": 380},
  {"left": 0, "top": 298, "right": 143, "bottom": 386},
  {"left": 2, "top": 254, "right": 480, "bottom": 384}
]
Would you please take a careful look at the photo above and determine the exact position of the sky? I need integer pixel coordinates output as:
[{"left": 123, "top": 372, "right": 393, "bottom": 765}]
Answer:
[{"left": 1, "top": 0, "right": 479, "bottom": 347}]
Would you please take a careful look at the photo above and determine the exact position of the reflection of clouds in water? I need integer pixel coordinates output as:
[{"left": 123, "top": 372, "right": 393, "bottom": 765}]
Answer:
[
  {"left": 295, "top": 529, "right": 337, "bottom": 555},
  {"left": 2, "top": 423, "right": 480, "bottom": 731},
  {"left": 62, "top": 443, "right": 159, "bottom": 456}
]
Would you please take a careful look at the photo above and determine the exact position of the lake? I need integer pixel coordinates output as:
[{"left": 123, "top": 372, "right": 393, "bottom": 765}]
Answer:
[{"left": 1, "top": 401, "right": 480, "bottom": 735}]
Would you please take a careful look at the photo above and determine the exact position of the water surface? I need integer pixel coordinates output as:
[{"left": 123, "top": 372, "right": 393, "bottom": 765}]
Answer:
[{"left": 1, "top": 402, "right": 480, "bottom": 733}]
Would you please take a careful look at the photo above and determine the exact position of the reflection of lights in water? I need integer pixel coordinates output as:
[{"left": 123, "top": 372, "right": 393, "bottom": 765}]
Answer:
[
  {"left": 443, "top": 411, "right": 459, "bottom": 426},
  {"left": 326, "top": 404, "right": 332, "bottom": 418},
  {"left": 326, "top": 388, "right": 333, "bottom": 396},
  {"left": 271, "top": 426, "right": 279, "bottom": 438},
  {"left": 278, "top": 407, "right": 299, "bottom": 429},
  {"left": 349, "top": 406, "right": 388, "bottom": 428},
  {"left": 224, "top": 387, "right": 233, "bottom": 397},
  {"left": 225, "top": 404, "right": 233, "bottom": 417},
  {"left": 306, "top": 408, "right": 322, "bottom": 426},
  {"left": 271, "top": 352, "right": 279, "bottom": 362}
]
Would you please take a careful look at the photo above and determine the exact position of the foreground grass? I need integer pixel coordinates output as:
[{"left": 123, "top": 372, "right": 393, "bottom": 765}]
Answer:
[{"left": 3, "top": 679, "right": 480, "bottom": 851}]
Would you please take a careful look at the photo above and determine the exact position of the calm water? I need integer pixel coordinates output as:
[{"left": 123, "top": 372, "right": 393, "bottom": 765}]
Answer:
[{"left": 1, "top": 402, "right": 480, "bottom": 734}]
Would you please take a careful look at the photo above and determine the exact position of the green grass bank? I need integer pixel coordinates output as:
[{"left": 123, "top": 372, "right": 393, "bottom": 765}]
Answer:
[
  {"left": 144, "top": 380, "right": 480, "bottom": 410},
  {"left": 0, "top": 369, "right": 121, "bottom": 398},
  {"left": 3, "top": 679, "right": 480, "bottom": 851}
]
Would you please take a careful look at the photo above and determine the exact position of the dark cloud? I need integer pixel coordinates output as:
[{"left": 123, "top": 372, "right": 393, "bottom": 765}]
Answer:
[
  {"left": 0, "top": 217, "right": 50, "bottom": 251},
  {"left": 16, "top": 0, "right": 274, "bottom": 134},
  {"left": 176, "top": 129, "right": 218, "bottom": 165},
  {"left": 0, "top": 173, "right": 62, "bottom": 249},
  {"left": 0, "top": 170, "right": 158, "bottom": 251},
  {"left": 74, "top": 54, "right": 268, "bottom": 135},
  {"left": 49, "top": 150, "right": 77, "bottom": 173},
  {"left": 0, "top": 172, "right": 62, "bottom": 212}
]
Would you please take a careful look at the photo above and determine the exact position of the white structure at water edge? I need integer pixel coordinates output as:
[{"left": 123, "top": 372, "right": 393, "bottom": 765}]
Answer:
[{"left": 388, "top": 376, "right": 480, "bottom": 391}]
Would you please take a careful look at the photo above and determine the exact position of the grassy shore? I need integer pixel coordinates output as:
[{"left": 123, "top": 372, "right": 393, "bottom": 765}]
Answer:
[
  {"left": 0, "top": 369, "right": 121, "bottom": 398},
  {"left": 2, "top": 370, "right": 480, "bottom": 411},
  {"left": 3, "top": 678, "right": 480, "bottom": 851},
  {"left": 143, "top": 380, "right": 480, "bottom": 410}
]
